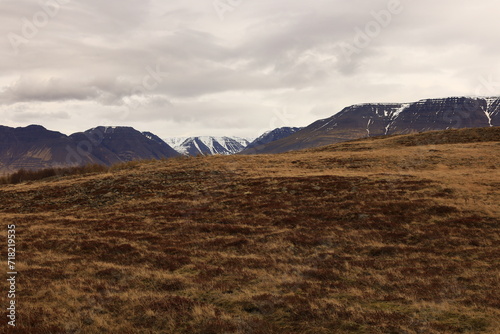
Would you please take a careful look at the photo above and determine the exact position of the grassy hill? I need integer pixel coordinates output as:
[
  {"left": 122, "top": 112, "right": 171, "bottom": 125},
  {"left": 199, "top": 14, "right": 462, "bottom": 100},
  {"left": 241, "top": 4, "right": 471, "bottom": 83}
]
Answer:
[{"left": 1, "top": 127, "right": 499, "bottom": 333}]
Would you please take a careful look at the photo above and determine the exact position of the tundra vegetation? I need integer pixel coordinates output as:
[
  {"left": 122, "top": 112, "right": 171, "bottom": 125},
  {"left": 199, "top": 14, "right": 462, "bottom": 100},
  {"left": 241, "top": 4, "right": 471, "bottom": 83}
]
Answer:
[{"left": 1, "top": 127, "right": 499, "bottom": 333}]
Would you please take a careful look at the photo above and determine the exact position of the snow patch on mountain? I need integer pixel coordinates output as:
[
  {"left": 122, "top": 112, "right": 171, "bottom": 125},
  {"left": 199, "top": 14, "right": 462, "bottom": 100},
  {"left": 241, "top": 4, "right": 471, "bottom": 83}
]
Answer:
[
  {"left": 484, "top": 97, "right": 498, "bottom": 111},
  {"left": 385, "top": 103, "right": 410, "bottom": 135},
  {"left": 164, "top": 137, "right": 189, "bottom": 148}
]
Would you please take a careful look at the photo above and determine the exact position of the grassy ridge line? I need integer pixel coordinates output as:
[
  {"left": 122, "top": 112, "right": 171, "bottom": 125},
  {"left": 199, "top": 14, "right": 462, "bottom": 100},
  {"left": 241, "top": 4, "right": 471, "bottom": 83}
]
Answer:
[{"left": 309, "top": 126, "right": 500, "bottom": 152}]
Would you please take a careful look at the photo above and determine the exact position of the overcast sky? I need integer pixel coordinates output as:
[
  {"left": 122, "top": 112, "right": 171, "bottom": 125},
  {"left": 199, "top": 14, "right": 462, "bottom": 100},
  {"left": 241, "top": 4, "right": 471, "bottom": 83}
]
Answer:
[{"left": 1, "top": 0, "right": 499, "bottom": 139}]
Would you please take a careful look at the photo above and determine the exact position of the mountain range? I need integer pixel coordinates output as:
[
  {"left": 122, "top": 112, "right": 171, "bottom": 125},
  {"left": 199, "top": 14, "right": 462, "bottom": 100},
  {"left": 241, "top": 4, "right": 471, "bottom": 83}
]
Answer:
[
  {"left": 240, "top": 96, "right": 500, "bottom": 154},
  {"left": 1, "top": 96, "right": 499, "bottom": 173},
  {"left": 0, "top": 126, "right": 180, "bottom": 174},
  {"left": 163, "top": 127, "right": 303, "bottom": 156}
]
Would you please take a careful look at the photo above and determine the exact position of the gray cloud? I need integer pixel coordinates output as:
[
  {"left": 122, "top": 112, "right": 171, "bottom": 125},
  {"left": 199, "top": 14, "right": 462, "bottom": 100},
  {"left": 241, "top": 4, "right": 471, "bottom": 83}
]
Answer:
[{"left": 0, "top": 0, "right": 499, "bottom": 138}]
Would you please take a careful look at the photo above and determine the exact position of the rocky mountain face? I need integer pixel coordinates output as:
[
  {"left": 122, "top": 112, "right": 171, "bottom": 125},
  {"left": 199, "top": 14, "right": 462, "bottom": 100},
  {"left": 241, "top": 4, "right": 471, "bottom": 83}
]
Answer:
[
  {"left": 242, "top": 96, "right": 500, "bottom": 154},
  {"left": 242, "top": 127, "right": 303, "bottom": 154},
  {"left": 164, "top": 136, "right": 251, "bottom": 156},
  {"left": 0, "top": 125, "right": 179, "bottom": 174}
]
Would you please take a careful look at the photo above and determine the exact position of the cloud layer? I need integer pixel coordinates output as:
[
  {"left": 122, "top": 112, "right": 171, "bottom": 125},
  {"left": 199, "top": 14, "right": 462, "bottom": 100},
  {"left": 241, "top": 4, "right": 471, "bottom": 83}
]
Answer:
[{"left": 1, "top": 0, "right": 500, "bottom": 138}]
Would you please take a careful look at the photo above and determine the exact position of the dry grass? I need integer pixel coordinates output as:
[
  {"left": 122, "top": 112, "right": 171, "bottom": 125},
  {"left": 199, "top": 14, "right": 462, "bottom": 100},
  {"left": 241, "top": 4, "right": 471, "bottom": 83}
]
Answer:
[
  {"left": 0, "top": 127, "right": 499, "bottom": 333},
  {"left": 0, "top": 164, "right": 109, "bottom": 185}
]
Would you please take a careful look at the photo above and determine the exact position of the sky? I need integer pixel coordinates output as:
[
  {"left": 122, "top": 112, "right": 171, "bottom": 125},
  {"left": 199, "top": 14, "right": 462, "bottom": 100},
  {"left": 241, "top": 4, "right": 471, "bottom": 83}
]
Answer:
[{"left": 1, "top": 0, "right": 499, "bottom": 139}]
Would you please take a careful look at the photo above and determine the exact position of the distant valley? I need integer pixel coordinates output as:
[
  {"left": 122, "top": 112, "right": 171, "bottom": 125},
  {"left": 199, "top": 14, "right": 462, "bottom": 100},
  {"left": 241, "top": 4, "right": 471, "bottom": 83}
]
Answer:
[{"left": 163, "top": 127, "right": 303, "bottom": 156}]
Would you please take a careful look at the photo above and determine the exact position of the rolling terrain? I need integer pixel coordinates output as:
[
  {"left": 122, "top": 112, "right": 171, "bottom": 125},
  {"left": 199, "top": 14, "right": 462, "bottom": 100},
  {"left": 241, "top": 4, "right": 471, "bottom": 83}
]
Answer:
[{"left": 0, "top": 127, "right": 499, "bottom": 333}]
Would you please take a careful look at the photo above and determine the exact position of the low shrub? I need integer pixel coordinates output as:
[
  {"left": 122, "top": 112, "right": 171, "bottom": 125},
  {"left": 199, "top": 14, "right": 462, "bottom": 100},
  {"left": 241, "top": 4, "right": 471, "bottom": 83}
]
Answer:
[{"left": 0, "top": 164, "right": 109, "bottom": 185}]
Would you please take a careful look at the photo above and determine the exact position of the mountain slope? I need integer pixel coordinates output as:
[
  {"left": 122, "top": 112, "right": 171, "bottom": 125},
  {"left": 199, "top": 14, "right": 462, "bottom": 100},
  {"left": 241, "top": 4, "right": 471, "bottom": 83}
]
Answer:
[
  {"left": 0, "top": 125, "right": 101, "bottom": 173},
  {"left": 165, "top": 136, "right": 251, "bottom": 156},
  {"left": 243, "top": 96, "right": 500, "bottom": 154},
  {"left": 69, "top": 127, "right": 180, "bottom": 165},
  {"left": 242, "top": 127, "right": 303, "bottom": 154},
  {"left": 0, "top": 125, "right": 179, "bottom": 173}
]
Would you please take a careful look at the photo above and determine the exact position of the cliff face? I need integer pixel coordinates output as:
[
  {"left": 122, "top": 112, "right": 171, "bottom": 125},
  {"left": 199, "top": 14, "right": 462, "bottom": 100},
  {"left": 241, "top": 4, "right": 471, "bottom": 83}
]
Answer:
[
  {"left": 243, "top": 97, "right": 500, "bottom": 154},
  {"left": 388, "top": 97, "right": 496, "bottom": 134}
]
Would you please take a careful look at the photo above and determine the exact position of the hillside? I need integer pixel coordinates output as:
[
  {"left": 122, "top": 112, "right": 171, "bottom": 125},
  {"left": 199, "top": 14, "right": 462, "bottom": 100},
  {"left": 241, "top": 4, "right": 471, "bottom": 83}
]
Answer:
[
  {"left": 244, "top": 96, "right": 500, "bottom": 154},
  {"left": 1, "top": 127, "right": 499, "bottom": 333}
]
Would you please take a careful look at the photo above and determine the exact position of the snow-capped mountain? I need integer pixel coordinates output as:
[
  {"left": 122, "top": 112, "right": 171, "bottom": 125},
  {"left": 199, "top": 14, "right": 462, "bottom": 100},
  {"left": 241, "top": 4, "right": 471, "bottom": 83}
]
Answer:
[
  {"left": 164, "top": 136, "right": 252, "bottom": 156},
  {"left": 241, "top": 96, "right": 500, "bottom": 154}
]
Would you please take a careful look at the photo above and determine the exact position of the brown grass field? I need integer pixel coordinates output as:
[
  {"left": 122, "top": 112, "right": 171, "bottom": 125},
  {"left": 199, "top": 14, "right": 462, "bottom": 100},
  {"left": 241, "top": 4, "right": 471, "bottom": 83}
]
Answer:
[{"left": 1, "top": 127, "right": 499, "bottom": 333}]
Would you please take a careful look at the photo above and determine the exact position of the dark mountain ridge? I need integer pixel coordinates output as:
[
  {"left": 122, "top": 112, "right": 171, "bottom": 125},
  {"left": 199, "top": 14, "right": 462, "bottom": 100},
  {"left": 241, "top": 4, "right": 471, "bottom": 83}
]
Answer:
[
  {"left": 242, "top": 96, "right": 500, "bottom": 154},
  {"left": 0, "top": 125, "right": 179, "bottom": 174}
]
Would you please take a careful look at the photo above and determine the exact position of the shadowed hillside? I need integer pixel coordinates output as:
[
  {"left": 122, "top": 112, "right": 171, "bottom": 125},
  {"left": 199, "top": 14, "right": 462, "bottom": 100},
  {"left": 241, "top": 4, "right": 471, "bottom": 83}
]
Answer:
[
  {"left": 1, "top": 127, "right": 499, "bottom": 333},
  {"left": 0, "top": 126, "right": 179, "bottom": 174}
]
